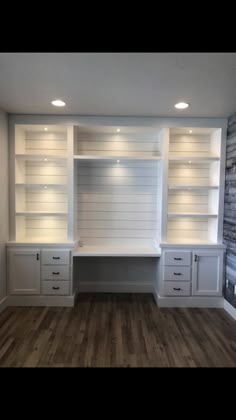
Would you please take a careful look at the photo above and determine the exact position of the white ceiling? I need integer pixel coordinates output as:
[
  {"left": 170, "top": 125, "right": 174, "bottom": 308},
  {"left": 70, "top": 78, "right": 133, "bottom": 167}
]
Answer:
[{"left": 0, "top": 53, "right": 236, "bottom": 118}]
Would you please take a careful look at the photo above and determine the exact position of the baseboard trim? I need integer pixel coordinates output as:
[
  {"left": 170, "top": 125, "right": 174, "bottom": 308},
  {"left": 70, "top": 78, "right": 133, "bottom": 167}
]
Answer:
[
  {"left": 155, "top": 294, "right": 224, "bottom": 308},
  {"left": 0, "top": 296, "right": 8, "bottom": 313},
  {"left": 78, "top": 281, "right": 154, "bottom": 293},
  {"left": 224, "top": 299, "right": 236, "bottom": 320},
  {"left": 6, "top": 295, "right": 75, "bottom": 307}
]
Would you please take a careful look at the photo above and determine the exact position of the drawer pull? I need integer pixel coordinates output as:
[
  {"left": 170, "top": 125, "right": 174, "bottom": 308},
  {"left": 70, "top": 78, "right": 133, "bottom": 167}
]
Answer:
[
  {"left": 52, "top": 256, "right": 60, "bottom": 260},
  {"left": 174, "top": 257, "right": 182, "bottom": 260},
  {"left": 52, "top": 272, "right": 60, "bottom": 275},
  {"left": 174, "top": 272, "right": 182, "bottom": 276},
  {"left": 173, "top": 287, "right": 181, "bottom": 291},
  {"left": 52, "top": 286, "right": 60, "bottom": 290}
]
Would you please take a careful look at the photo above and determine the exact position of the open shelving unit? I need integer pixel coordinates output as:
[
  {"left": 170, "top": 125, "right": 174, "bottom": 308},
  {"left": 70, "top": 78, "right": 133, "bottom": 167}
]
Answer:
[
  {"left": 10, "top": 121, "right": 225, "bottom": 252},
  {"left": 14, "top": 125, "right": 70, "bottom": 242},
  {"left": 166, "top": 127, "right": 222, "bottom": 244},
  {"left": 73, "top": 125, "right": 164, "bottom": 255}
]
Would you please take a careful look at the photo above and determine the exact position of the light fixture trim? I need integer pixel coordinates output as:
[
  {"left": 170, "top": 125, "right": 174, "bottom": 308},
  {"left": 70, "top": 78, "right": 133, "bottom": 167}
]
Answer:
[
  {"left": 174, "top": 102, "right": 190, "bottom": 110},
  {"left": 51, "top": 99, "right": 66, "bottom": 107}
]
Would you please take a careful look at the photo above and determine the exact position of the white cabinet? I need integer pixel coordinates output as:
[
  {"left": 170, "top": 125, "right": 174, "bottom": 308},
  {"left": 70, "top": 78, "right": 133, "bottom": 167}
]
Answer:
[
  {"left": 161, "top": 247, "right": 224, "bottom": 298},
  {"left": 8, "top": 249, "right": 40, "bottom": 295},
  {"left": 192, "top": 251, "right": 223, "bottom": 296}
]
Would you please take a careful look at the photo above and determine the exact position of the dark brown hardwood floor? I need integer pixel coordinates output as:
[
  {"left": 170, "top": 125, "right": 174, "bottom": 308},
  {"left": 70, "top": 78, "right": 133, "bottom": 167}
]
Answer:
[{"left": 0, "top": 293, "right": 236, "bottom": 367}]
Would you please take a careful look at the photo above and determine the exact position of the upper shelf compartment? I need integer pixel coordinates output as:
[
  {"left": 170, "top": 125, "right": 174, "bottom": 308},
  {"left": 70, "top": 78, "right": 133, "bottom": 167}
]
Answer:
[
  {"left": 15, "top": 125, "right": 68, "bottom": 157},
  {"left": 169, "top": 127, "right": 221, "bottom": 160},
  {"left": 74, "top": 125, "right": 162, "bottom": 159}
]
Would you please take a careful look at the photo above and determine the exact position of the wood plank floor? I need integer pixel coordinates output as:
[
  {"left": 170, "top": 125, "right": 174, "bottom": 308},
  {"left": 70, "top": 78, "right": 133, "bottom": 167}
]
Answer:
[{"left": 0, "top": 293, "right": 236, "bottom": 367}]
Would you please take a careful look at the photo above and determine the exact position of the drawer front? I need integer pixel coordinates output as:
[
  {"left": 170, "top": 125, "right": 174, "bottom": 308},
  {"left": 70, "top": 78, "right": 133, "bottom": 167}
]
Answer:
[
  {"left": 41, "top": 250, "right": 70, "bottom": 265},
  {"left": 42, "top": 281, "right": 69, "bottom": 295},
  {"left": 41, "top": 265, "right": 70, "bottom": 280},
  {"left": 163, "top": 251, "right": 191, "bottom": 266},
  {"left": 164, "top": 281, "right": 191, "bottom": 296},
  {"left": 163, "top": 266, "right": 191, "bottom": 282}
]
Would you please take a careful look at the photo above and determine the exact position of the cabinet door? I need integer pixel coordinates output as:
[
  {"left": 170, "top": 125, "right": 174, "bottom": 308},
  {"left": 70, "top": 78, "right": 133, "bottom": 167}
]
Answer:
[
  {"left": 8, "top": 249, "right": 40, "bottom": 295},
  {"left": 192, "top": 251, "right": 223, "bottom": 296}
]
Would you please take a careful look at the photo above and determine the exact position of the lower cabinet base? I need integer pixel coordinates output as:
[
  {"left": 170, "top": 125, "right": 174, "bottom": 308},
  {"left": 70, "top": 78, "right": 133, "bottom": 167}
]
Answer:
[
  {"left": 6, "top": 294, "right": 75, "bottom": 307},
  {"left": 155, "top": 294, "right": 224, "bottom": 308}
]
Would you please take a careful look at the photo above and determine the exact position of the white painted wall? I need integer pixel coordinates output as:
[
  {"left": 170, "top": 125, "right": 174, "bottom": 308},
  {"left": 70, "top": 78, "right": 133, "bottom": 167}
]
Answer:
[{"left": 0, "top": 110, "right": 8, "bottom": 300}]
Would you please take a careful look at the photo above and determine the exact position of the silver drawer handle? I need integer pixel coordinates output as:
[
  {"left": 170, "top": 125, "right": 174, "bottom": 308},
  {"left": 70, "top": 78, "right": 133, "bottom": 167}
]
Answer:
[
  {"left": 53, "top": 257, "right": 60, "bottom": 259},
  {"left": 173, "top": 287, "right": 181, "bottom": 291},
  {"left": 52, "top": 272, "right": 60, "bottom": 275},
  {"left": 174, "top": 272, "right": 182, "bottom": 275},
  {"left": 52, "top": 286, "right": 60, "bottom": 290},
  {"left": 174, "top": 257, "right": 182, "bottom": 260}
]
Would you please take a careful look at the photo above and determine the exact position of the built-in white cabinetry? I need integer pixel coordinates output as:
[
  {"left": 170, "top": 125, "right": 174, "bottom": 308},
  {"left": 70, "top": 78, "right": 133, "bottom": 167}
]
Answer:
[
  {"left": 7, "top": 116, "right": 227, "bottom": 307},
  {"left": 8, "top": 248, "right": 40, "bottom": 295},
  {"left": 192, "top": 250, "right": 223, "bottom": 296},
  {"left": 159, "top": 247, "right": 224, "bottom": 302},
  {"left": 41, "top": 249, "right": 70, "bottom": 296},
  {"left": 12, "top": 124, "right": 74, "bottom": 243},
  {"left": 7, "top": 245, "right": 73, "bottom": 302},
  {"left": 165, "top": 127, "right": 223, "bottom": 245}
]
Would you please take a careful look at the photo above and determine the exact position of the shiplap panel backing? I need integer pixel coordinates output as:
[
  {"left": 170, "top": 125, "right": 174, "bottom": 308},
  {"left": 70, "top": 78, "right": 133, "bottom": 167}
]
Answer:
[
  {"left": 75, "top": 132, "right": 160, "bottom": 157},
  {"left": 76, "top": 161, "right": 160, "bottom": 247},
  {"left": 25, "top": 131, "right": 67, "bottom": 156},
  {"left": 167, "top": 218, "right": 209, "bottom": 242},
  {"left": 169, "top": 134, "right": 211, "bottom": 157},
  {"left": 168, "top": 191, "right": 209, "bottom": 213},
  {"left": 25, "top": 161, "right": 67, "bottom": 185},
  {"left": 168, "top": 162, "right": 211, "bottom": 187}
]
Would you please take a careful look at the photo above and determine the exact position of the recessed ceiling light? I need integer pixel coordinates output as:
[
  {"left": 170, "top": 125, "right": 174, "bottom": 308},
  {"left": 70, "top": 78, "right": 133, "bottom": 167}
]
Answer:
[
  {"left": 189, "top": 161, "right": 192, "bottom": 164},
  {"left": 44, "top": 186, "right": 47, "bottom": 189},
  {"left": 189, "top": 130, "right": 193, "bottom": 134},
  {"left": 117, "top": 160, "right": 120, "bottom": 163},
  {"left": 44, "top": 127, "right": 48, "bottom": 131},
  {"left": 51, "top": 99, "right": 66, "bottom": 107},
  {"left": 117, "top": 128, "right": 120, "bottom": 132},
  {"left": 44, "top": 158, "right": 47, "bottom": 161},
  {"left": 174, "top": 102, "right": 190, "bottom": 110}
]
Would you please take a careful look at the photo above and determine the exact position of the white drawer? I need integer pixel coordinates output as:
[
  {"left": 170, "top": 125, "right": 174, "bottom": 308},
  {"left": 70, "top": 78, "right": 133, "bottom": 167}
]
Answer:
[
  {"left": 163, "top": 266, "right": 191, "bottom": 282},
  {"left": 42, "top": 281, "right": 69, "bottom": 295},
  {"left": 163, "top": 251, "right": 191, "bottom": 266},
  {"left": 164, "top": 281, "right": 191, "bottom": 296},
  {"left": 41, "top": 265, "right": 70, "bottom": 280},
  {"left": 41, "top": 250, "right": 70, "bottom": 265}
]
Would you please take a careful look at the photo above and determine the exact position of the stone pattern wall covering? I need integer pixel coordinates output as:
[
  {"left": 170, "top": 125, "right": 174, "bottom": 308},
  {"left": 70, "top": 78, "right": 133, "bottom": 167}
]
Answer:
[{"left": 223, "top": 113, "right": 236, "bottom": 307}]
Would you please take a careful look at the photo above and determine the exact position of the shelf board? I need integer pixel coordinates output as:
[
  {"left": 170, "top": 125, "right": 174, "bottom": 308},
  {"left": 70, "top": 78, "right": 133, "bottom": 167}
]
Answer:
[
  {"left": 73, "top": 155, "right": 162, "bottom": 161},
  {"left": 16, "top": 211, "right": 67, "bottom": 216},
  {"left": 15, "top": 183, "right": 67, "bottom": 189},
  {"left": 73, "top": 246, "right": 161, "bottom": 257},
  {"left": 15, "top": 154, "right": 67, "bottom": 161},
  {"left": 169, "top": 156, "right": 220, "bottom": 162},
  {"left": 168, "top": 213, "right": 218, "bottom": 218},
  {"left": 168, "top": 185, "right": 219, "bottom": 190}
]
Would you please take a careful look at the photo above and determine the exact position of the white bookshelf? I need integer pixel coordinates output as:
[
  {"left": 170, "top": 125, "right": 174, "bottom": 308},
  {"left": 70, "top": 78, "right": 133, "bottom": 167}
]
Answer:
[
  {"left": 166, "top": 127, "right": 222, "bottom": 244},
  {"left": 14, "top": 125, "right": 71, "bottom": 242},
  {"left": 10, "top": 121, "right": 225, "bottom": 251}
]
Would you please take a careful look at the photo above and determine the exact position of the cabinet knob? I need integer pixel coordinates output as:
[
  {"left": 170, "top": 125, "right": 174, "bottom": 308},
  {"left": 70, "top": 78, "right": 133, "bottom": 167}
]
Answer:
[
  {"left": 52, "top": 256, "right": 60, "bottom": 260},
  {"left": 36, "top": 253, "right": 39, "bottom": 260},
  {"left": 194, "top": 255, "right": 198, "bottom": 262},
  {"left": 173, "top": 287, "right": 181, "bottom": 291},
  {"left": 52, "top": 272, "right": 60, "bottom": 275},
  {"left": 174, "top": 272, "right": 182, "bottom": 275},
  {"left": 52, "top": 286, "right": 60, "bottom": 290},
  {"left": 174, "top": 257, "right": 182, "bottom": 260}
]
